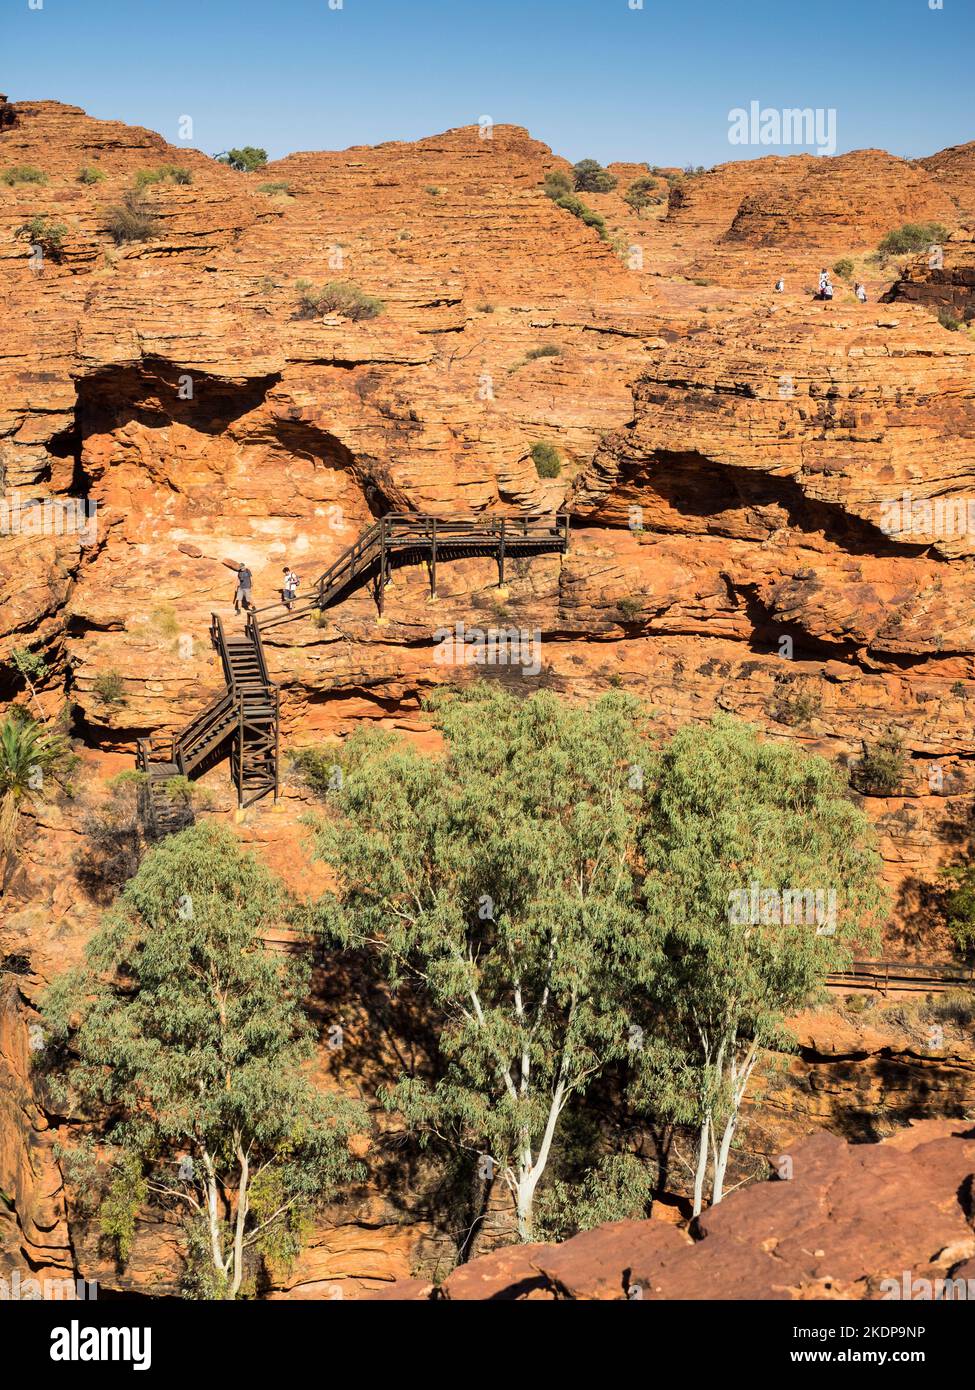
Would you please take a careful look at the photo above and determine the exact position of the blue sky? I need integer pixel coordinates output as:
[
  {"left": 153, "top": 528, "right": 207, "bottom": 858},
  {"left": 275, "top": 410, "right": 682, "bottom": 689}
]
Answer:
[{"left": 4, "top": 0, "right": 973, "bottom": 166}]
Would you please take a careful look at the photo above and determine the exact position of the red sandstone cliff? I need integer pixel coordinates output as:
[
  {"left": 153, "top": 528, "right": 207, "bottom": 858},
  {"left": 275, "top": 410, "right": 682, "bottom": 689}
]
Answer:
[{"left": 2, "top": 99, "right": 975, "bottom": 1297}]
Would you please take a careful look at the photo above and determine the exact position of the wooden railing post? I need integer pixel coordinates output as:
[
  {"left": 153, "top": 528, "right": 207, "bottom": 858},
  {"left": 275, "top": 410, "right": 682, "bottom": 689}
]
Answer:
[
  {"left": 237, "top": 698, "right": 244, "bottom": 808},
  {"left": 373, "top": 517, "right": 385, "bottom": 616},
  {"left": 273, "top": 686, "right": 280, "bottom": 803},
  {"left": 430, "top": 516, "right": 437, "bottom": 597},
  {"left": 498, "top": 517, "right": 506, "bottom": 587}
]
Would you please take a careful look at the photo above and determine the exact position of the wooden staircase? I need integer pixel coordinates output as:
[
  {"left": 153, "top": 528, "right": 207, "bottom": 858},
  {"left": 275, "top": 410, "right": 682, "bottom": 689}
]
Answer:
[
  {"left": 137, "top": 512, "right": 569, "bottom": 829},
  {"left": 137, "top": 612, "right": 279, "bottom": 814}
]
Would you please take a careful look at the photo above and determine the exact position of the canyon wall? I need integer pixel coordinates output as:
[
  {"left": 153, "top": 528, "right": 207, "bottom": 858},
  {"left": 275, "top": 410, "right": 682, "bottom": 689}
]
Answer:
[{"left": 2, "top": 99, "right": 975, "bottom": 1295}]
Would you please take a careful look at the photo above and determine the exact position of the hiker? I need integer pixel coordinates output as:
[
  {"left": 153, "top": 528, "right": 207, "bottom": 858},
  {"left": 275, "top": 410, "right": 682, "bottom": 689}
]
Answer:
[
  {"left": 818, "top": 268, "right": 830, "bottom": 298},
  {"left": 775, "top": 277, "right": 785, "bottom": 292},
  {"left": 234, "top": 563, "right": 254, "bottom": 615},
  {"left": 282, "top": 566, "right": 299, "bottom": 611},
  {"left": 855, "top": 281, "right": 868, "bottom": 303}
]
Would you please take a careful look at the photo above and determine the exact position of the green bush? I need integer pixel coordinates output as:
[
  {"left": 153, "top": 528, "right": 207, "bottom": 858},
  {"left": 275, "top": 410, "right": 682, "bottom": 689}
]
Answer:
[
  {"left": 552, "top": 191, "right": 608, "bottom": 240},
  {"left": 1, "top": 165, "right": 47, "bottom": 186},
  {"left": 852, "top": 734, "right": 908, "bottom": 795},
  {"left": 616, "top": 595, "right": 644, "bottom": 621},
  {"left": 571, "top": 159, "right": 617, "bottom": 194},
  {"left": 257, "top": 181, "right": 291, "bottom": 195},
  {"left": 15, "top": 216, "right": 68, "bottom": 260},
  {"left": 134, "top": 165, "right": 193, "bottom": 189},
  {"left": 216, "top": 147, "right": 268, "bottom": 173},
  {"left": 424, "top": 185, "right": 442, "bottom": 196},
  {"left": 770, "top": 685, "right": 819, "bottom": 729},
  {"left": 525, "top": 344, "right": 562, "bottom": 360},
  {"left": 531, "top": 441, "right": 562, "bottom": 478},
  {"left": 937, "top": 307, "right": 962, "bottom": 331},
  {"left": 77, "top": 166, "right": 106, "bottom": 185},
  {"left": 106, "top": 193, "right": 159, "bottom": 244},
  {"left": 877, "top": 222, "right": 950, "bottom": 259},
  {"left": 623, "top": 174, "right": 660, "bottom": 212},
  {"left": 93, "top": 671, "right": 127, "bottom": 706},
  {"left": 833, "top": 258, "right": 855, "bottom": 280},
  {"left": 294, "top": 279, "right": 384, "bottom": 322},
  {"left": 542, "top": 170, "right": 573, "bottom": 199}
]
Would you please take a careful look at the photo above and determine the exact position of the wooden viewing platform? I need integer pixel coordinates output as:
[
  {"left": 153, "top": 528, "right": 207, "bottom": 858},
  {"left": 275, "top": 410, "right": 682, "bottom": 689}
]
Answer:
[
  {"left": 825, "top": 958, "right": 975, "bottom": 995},
  {"left": 254, "top": 511, "right": 571, "bottom": 631},
  {"left": 137, "top": 512, "right": 570, "bottom": 813}
]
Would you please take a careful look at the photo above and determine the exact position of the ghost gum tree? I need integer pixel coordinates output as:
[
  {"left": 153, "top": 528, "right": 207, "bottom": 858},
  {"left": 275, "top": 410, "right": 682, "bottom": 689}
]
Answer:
[
  {"left": 312, "top": 684, "right": 664, "bottom": 1240},
  {"left": 639, "top": 717, "right": 885, "bottom": 1216},
  {"left": 42, "top": 824, "right": 364, "bottom": 1298}
]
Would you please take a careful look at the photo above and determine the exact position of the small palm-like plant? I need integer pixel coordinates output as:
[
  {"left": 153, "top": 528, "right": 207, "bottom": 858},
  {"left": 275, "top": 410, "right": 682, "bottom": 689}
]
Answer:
[{"left": 0, "top": 714, "right": 70, "bottom": 867}]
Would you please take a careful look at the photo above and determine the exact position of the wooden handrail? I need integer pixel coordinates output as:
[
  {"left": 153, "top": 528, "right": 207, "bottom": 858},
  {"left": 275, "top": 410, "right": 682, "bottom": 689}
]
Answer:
[{"left": 254, "top": 511, "right": 570, "bottom": 630}]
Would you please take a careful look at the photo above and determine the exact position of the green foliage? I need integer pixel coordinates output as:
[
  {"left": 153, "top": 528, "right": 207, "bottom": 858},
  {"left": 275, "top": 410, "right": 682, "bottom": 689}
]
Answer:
[
  {"left": 572, "top": 159, "right": 617, "bottom": 194},
  {"left": 530, "top": 440, "right": 563, "bottom": 478},
  {"left": 257, "top": 181, "right": 291, "bottom": 195},
  {"left": 852, "top": 733, "right": 907, "bottom": 795},
  {"left": 311, "top": 684, "right": 662, "bottom": 1239},
  {"left": 877, "top": 222, "right": 950, "bottom": 258},
  {"left": 42, "top": 824, "right": 365, "bottom": 1296},
  {"left": 424, "top": 185, "right": 442, "bottom": 196},
  {"left": 542, "top": 170, "right": 573, "bottom": 199},
  {"left": 93, "top": 670, "right": 127, "bottom": 706},
  {"left": 10, "top": 646, "right": 48, "bottom": 720},
  {"left": 769, "top": 682, "right": 819, "bottom": 729},
  {"left": 525, "top": 344, "right": 562, "bottom": 360},
  {"left": 0, "top": 714, "right": 72, "bottom": 861},
  {"left": 99, "top": 1153, "right": 148, "bottom": 1265},
  {"left": 941, "top": 865, "right": 975, "bottom": 954},
  {"left": 15, "top": 215, "right": 67, "bottom": 260},
  {"left": 217, "top": 147, "right": 268, "bottom": 173},
  {"left": 289, "top": 746, "right": 344, "bottom": 797},
  {"left": 623, "top": 174, "right": 661, "bottom": 212},
  {"left": 77, "top": 166, "right": 106, "bottom": 185},
  {"left": 134, "top": 165, "right": 193, "bottom": 188},
  {"left": 616, "top": 595, "right": 643, "bottom": 621},
  {"left": 832, "top": 258, "right": 855, "bottom": 280},
  {"left": 106, "top": 192, "right": 159, "bottom": 244},
  {"left": 10, "top": 646, "right": 46, "bottom": 683},
  {"left": 294, "top": 278, "right": 384, "bottom": 322},
  {"left": 636, "top": 716, "right": 884, "bottom": 1211},
  {"left": 938, "top": 308, "right": 962, "bottom": 331},
  {"left": 536, "top": 1152, "right": 655, "bottom": 1241},
  {"left": 1, "top": 165, "right": 47, "bottom": 185},
  {"left": 550, "top": 190, "right": 609, "bottom": 240}
]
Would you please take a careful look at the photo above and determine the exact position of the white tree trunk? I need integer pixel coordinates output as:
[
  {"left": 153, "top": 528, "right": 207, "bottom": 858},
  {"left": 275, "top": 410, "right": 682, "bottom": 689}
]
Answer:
[
  {"left": 711, "top": 1114, "right": 736, "bottom": 1205},
  {"left": 692, "top": 1111, "right": 710, "bottom": 1218}
]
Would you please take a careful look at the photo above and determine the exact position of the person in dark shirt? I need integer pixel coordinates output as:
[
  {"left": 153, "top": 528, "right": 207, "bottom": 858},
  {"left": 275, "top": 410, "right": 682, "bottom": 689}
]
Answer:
[{"left": 234, "top": 565, "right": 254, "bottom": 614}]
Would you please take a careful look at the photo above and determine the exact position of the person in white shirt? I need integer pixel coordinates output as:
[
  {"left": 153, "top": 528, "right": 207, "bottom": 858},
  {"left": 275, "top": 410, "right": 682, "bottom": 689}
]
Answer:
[{"left": 282, "top": 567, "right": 299, "bottom": 611}]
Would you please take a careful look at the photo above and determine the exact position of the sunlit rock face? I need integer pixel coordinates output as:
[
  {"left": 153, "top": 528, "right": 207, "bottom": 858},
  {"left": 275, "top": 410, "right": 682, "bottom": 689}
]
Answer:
[{"left": 2, "top": 100, "right": 975, "bottom": 1296}]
